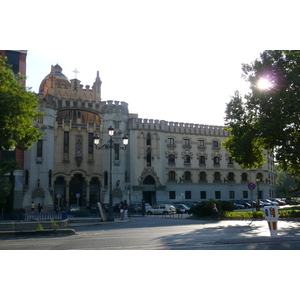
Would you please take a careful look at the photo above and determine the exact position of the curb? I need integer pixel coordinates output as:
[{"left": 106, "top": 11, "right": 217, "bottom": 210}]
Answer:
[
  {"left": 68, "top": 219, "right": 131, "bottom": 227},
  {"left": 0, "top": 219, "right": 131, "bottom": 238},
  {"left": 217, "top": 236, "right": 300, "bottom": 244},
  {"left": 0, "top": 229, "right": 76, "bottom": 239}
]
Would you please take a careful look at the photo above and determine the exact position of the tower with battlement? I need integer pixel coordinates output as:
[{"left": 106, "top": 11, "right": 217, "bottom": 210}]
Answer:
[{"left": 24, "top": 64, "right": 130, "bottom": 209}]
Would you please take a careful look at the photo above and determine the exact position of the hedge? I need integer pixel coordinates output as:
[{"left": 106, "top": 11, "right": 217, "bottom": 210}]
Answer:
[{"left": 188, "top": 199, "right": 235, "bottom": 217}]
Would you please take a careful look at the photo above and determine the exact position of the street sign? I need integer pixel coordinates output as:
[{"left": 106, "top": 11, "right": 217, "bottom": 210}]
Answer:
[
  {"left": 76, "top": 193, "right": 80, "bottom": 198},
  {"left": 248, "top": 182, "right": 256, "bottom": 190}
]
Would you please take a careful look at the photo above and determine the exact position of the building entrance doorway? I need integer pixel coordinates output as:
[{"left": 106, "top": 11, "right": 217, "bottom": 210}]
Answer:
[
  {"left": 69, "top": 174, "right": 86, "bottom": 206},
  {"left": 142, "top": 175, "right": 156, "bottom": 205},
  {"left": 143, "top": 191, "right": 156, "bottom": 206}
]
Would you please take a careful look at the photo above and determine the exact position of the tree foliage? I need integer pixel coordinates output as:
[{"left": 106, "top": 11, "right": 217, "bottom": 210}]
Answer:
[
  {"left": 223, "top": 50, "right": 300, "bottom": 175},
  {"left": 0, "top": 57, "right": 43, "bottom": 151},
  {"left": 0, "top": 159, "right": 18, "bottom": 213},
  {"left": 276, "top": 168, "right": 300, "bottom": 198}
]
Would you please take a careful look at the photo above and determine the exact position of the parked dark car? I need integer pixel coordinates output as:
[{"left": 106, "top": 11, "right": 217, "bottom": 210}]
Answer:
[
  {"left": 242, "top": 201, "right": 252, "bottom": 208},
  {"left": 181, "top": 201, "right": 201, "bottom": 208},
  {"left": 113, "top": 203, "right": 120, "bottom": 212},
  {"left": 86, "top": 204, "right": 99, "bottom": 211},
  {"left": 102, "top": 203, "right": 110, "bottom": 213},
  {"left": 173, "top": 204, "right": 190, "bottom": 213},
  {"left": 233, "top": 200, "right": 252, "bottom": 208},
  {"left": 128, "top": 202, "right": 152, "bottom": 212},
  {"left": 244, "top": 200, "right": 262, "bottom": 208}
]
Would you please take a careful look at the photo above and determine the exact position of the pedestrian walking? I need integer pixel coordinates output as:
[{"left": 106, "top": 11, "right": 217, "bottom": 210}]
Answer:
[
  {"left": 212, "top": 202, "right": 219, "bottom": 219},
  {"left": 119, "top": 201, "right": 124, "bottom": 220},
  {"left": 123, "top": 200, "right": 128, "bottom": 220},
  {"left": 31, "top": 201, "right": 35, "bottom": 213},
  {"left": 38, "top": 203, "right": 42, "bottom": 213}
]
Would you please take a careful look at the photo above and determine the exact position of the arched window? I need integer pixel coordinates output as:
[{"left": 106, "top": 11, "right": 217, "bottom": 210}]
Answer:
[
  {"left": 228, "top": 172, "right": 234, "bottom": 181},
  {"left": 214, "top": 156, "right": 220, "bottom": 165},
  {"left": 25, "top": 170, "right": 29, "bottom": 186},
  {"left": 199, "top": 156, "right": 206, "bottom": 164},
  {"left": 212, "top": 140, "right": 219, "bottom": 148},
  {"left": 146, "top": 133, "right": 151, "bottom": 146},
  {"left": 184, "top": 171, "right": 191, "bottom": 181},
  {"left": 168, "top": 154, "right": 175, "bottom": 164},
  {"left": 183, "top": 139, "right": 190, "bottom": 147},
  {"left": 214, "top": 172, "right": 221, "bottom": 181},
  {"left": 48, "top": 169, "right": 52, "bottom": 187},
  {"left": 241, "top": 173, "right": 248, "bottom": 182},
  {"left": 184, "top": 155, "right": 191, "bottom": 164},
  {"left": 199, "top": 172, "right": 206, "bottom": 181},
  {"left": 143, "top": 175, "right": 156, "bottom": 185},
  {"left": 146, "top": 148, "right": 151, "bottom": 167},
  {"left": 168, "top": 171, "right": 176, "bottom": 181},
  {"left": 104, "top": 171, "right": 108, "bottom": 187},
  {"left": 257, "top": 173, "right": 263, "bottom": 181}
]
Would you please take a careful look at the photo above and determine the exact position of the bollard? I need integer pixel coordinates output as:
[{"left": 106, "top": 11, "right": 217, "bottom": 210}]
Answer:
[{"left": 264, "top": 206, "right": 279, "bottom": 237}]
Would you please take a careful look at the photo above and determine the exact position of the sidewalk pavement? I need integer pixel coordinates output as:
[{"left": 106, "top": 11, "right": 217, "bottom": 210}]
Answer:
[
  {"left": 0, "top": 218, "right": 131, "bottom": 239},
  {"left": 218, "top": 236, "right": 300, "bottom": 244},
  {"left": 1, "top": 218, "right": 300, "bottom": 244}
]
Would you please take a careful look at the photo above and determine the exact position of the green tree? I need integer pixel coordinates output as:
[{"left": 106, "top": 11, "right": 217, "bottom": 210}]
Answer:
[
  {"left": 276, "top": 168, "right": 300, "bottom": 198},
  {"left": 223, "top": 50, "right": 300, "bottom": 175},
  {"left": 0, "top": 57, "right": 43, "bottom": 151},
  {"left": 0, "top": 56, "right": 44, "bottom": 213},
  {"left": 0, "top": 160, "right": 18, "bottom": 215}
]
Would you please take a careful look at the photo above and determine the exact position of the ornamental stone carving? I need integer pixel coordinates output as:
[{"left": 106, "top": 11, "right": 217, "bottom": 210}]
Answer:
[
  {"left": 165, "top": 150, "right": 178, "bottom": 158},
  {"left": 138, "top": 168, "right": 161, "bottom": 187},
  {"left": 181, "top": 150, "right": 193, "bottom": 159}
]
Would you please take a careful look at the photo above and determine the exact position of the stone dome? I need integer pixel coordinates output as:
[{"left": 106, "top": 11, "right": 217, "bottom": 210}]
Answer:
[{"left": 39, "top": 64, "right": 71, "bottom": 94}]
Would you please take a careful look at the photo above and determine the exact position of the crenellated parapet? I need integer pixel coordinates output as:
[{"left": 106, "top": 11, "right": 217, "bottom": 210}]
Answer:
[
  {"left": 100, "top": 100, "right": 129, "bottom": 115},
  {"left": 38, "top": 94, "right": 101, "bottom": 113},
  {"left": 128, "top": 118, "right": 229, "bottom": 136}
]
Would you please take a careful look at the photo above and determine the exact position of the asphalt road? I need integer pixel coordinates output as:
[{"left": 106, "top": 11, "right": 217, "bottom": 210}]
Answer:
[{"left": 1, "top": 217, "right": 300, "bottom": 250}]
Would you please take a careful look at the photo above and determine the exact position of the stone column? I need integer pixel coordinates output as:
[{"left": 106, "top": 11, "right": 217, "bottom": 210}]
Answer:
[
  {"left": 65, "top": 180, "right": 70, "bottom": 207},
  {"left": 86, "top": 180, "right": 90, "bottom": 207}
]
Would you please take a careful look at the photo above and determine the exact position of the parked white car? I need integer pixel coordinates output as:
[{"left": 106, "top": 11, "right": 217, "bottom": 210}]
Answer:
[
  {"left": 146, "top": 204, "right": 176, "bottom": 215},
  {"left": 69, "top": 204, "right": 80, "bottom": 212},
  {"left": 265, "top": 199, "right": 279, "bottom": 206}
]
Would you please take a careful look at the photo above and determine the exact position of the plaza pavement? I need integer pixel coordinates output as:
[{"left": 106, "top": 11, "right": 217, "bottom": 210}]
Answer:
[{"left": 1, "top": 216, "right": 300, "bottom": 245}]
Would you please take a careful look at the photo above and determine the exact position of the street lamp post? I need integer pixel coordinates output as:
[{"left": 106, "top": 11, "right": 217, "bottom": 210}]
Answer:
[
  {"left": 94, "top": 125, "right": 128, "bottom": 222},
  {"left": 256, "top": 177, "right": 260, "bottom": 211}
]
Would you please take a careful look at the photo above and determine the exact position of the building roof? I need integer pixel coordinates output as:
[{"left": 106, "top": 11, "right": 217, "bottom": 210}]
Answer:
[{"left": 39, "top": 64, "right": 70, "bottom": 94}]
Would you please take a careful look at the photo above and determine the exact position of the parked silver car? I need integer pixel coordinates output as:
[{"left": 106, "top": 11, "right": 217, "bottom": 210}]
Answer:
[
  {"left": 146, "top": 204, "right": 176, "bottom": 215},
  {"left": 69, "top": 204, "right": 80, "bottom": 212},
  {"left": 265, "top": 199, "right": 279, "bottom": 206},
  {"left": 260, "top": 199, "right": 272, "bottom": 207}
]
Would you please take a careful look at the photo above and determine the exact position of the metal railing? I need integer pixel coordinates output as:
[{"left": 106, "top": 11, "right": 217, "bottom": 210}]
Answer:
[
  {"left": 0, "top": 211, "right": 101, "bottom": 222},
  {"left": 0, "top": 210, "right": 187, "bottom": 222}
]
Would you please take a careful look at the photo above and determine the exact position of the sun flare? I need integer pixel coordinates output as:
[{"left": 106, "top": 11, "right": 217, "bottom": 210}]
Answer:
[{"left": 257, "top": 78, "right": 272, "bottom": 90}]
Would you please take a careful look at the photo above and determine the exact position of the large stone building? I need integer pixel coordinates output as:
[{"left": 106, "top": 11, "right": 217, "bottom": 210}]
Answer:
[{"left": 22, "top": 63, "right": 276, "bottom": 209}]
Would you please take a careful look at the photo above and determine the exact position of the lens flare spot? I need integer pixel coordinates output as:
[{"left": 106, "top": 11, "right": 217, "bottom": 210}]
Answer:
[{"left": 257, "top": 78, "right": 272, "bottom": 90}]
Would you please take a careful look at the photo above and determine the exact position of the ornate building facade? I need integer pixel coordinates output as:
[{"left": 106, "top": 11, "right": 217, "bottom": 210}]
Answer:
[{"left": 22, "top": 64, "right": 276, "bottom": 209}]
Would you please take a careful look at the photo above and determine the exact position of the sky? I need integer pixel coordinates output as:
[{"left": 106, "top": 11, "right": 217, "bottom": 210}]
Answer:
[
  {"left": 3, "top": 0, "right": 298, "bottom": 126},
  {"left": 25, "top": 48, "right": 262, "bottom": 126}
]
